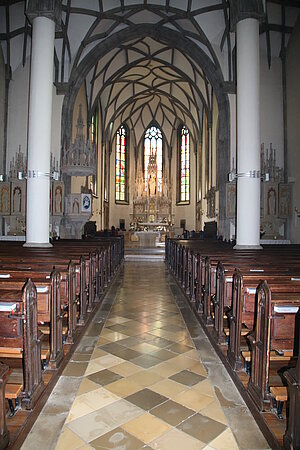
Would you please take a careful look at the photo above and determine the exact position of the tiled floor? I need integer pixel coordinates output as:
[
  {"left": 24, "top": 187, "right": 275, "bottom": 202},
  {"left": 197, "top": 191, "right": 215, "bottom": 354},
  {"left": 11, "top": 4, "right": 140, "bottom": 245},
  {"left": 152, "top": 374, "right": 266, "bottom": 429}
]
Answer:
[{"left": 21, "top": 262, "right": 270, "bottom": 450}]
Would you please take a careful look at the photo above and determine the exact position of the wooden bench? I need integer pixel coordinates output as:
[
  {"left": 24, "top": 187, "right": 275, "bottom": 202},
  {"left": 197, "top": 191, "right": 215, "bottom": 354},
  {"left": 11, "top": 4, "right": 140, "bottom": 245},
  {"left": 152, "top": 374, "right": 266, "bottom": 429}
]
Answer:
[
  {"left": 0, "top": 280, "right": 44, "bottom": 411},
  {"left": 0, "top": 362, "right": 9, "bottom": 449},
  {"left": 0, "top": 270, "right": 63, "bottom": 369},
  {"left": 283, "top": 328, "right": 300, "bottom": 450},
  {"left": 247, "top": 280, "right": 300, "bottom": 412}
]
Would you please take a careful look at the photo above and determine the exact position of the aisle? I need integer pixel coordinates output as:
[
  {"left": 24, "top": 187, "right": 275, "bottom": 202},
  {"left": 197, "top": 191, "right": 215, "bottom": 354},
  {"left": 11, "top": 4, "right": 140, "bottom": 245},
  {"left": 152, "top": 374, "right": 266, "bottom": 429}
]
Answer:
[{"left": 22, "top": 262, "right": 269, "bottom": 450}]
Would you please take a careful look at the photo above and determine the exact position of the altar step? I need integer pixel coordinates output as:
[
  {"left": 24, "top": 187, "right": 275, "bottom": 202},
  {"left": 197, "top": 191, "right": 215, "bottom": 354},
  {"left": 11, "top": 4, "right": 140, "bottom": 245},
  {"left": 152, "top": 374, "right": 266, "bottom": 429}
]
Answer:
[{"left": 124, "top": 247, "right": 165, "bottom": 261}]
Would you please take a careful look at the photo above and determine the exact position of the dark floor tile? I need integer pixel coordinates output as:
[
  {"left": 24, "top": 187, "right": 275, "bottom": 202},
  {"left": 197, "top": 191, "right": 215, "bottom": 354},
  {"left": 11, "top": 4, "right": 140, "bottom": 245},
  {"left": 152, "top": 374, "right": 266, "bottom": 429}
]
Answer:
[
  {"left": 63, "top": 362, "right": 89, "bottom": 377},
  {"left": 167, "top": 343, "right": 193, "bottom": 354},
  {"left": 87, "top": 369, "right": 123, "bottom": 386},
  {"left": 131, "top": 354, "right": 162, "bottom": 368},
  {"left": 117, "top": 336, "right": 143, "bottom": 347},
  {"left": 177, "top": 412, "right": 227, "bottom": 443},
  {"left": 169, "top": 370, "right": 205, "bottom": 387},
  {"left": 150, "top": 399, "right": 195, "bottom": 426},
  {"left": 150, "top": 349, "right": 177, "bottom": 361},
  {"left": 90, "top": 426, "right": 145, "bottom": 449},
  {"left": 146, "top": 336, "right": 174, "bottom": 349},
  {"left": 125, "top": 388, "right": 168, "bottom": 410},
  {"left": 106, "top": 324, "right": 129, "bottom": 333}
]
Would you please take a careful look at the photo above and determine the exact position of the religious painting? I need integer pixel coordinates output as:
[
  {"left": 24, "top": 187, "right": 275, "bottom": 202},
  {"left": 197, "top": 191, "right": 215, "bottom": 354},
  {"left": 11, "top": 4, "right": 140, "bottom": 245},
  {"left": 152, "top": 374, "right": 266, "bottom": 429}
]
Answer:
[
  {"left": 264, "top": 183, "right": 278, "bottom": 217},
  {"left": 0, "top": 182, "right": 11, "bottom": 215},
  {"left": 278, "top": 183, "right": 292, "bottom": 218},
  {"left": 52, "top": 181, "right": 64, "bottom": 216},
  {"left": 11, "top": 180, "right": 25, "bottom": 215},
  {"left": 81, "top": 193, "right": 92, "bottom": 213},
  {"left": 226, "top": 182, "right": 236, "bottom": 219}
]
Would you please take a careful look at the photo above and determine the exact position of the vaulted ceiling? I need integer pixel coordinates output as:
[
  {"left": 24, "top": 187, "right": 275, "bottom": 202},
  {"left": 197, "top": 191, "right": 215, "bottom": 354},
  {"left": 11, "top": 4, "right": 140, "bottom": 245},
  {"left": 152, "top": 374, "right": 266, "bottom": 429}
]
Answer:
[{"left": 1, "top": 0, "right": 299, "bottom": 148}]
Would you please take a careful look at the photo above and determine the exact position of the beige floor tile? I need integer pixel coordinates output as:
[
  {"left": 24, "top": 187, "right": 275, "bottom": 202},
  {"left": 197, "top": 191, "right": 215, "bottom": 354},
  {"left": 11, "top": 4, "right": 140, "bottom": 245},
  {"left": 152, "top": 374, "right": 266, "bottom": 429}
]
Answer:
[
  {"left": 193, "top": 379, "right": 215, "bottom": 398},
  {"left": 76, "top": 378, "right": 100, "bottom": 396},
  {"left": 150, "top": 379, "right": 188, "bottom": 399},
  {"left": 167, "top": 355, "right": 198, "bottom": 372},
  {"left": 91, "top": 348, "right": 108, "bottom": 359},
  {"left": 55, "top": 427, "right": 87, "bottom": 450},
  {"left": 208, "top": 427, "right": 239, "bottom": 449},
  {"left": 127, "top": 370, "right": 163, "bottom": 388},
  {"left": 65, "top": 387, "right": 120, "bottom": 423},
  {"left": 173, "top": 389, "right": 215, "bottom": 412},
  {"left": 200, "top": 400, "right": 228, "bottom": 426},
  {"left": 110, "top": 361, "right": 143, "bottom": 377},
  {"left": 103, "top": 331, "right": 129, "bottom": 341},
  {"left": 150, "top": 427, "right": 206, "bottom": 450},
  {"left": 184, "top": 349, "right": 200, "bottom": 360},
  {"left": 67, "top": 399, "right": 144, "bottom": 443},
  {"left": 84, "top": 354, "right": 124, "bottom": 376},
  {"left": 95, "top": 337, "right": 111, "bottom": 346},
  {"left": 122, "top": 413, "right": 172, "bottom": 444},
  {"left": 189, "top": 362, "right": 208, "bottom": 377},
  {"left": 106, "top": 316, "right": 132, "bottom": 324},
  {"left": 105, "top": 378, "right": 142, "bottom": 397},
  {"left": 131, "top": 342, "right": 161, "bottom": 354},
  {"left": 149, "top": 361, "right": 183, "bottom": 378}
]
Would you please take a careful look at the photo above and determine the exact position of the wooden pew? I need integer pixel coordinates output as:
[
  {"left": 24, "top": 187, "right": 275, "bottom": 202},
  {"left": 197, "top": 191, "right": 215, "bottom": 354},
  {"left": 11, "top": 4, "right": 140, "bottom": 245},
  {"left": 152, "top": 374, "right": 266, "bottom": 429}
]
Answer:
[
  {"left": 247, "top": 280, "right": 300, "bottom": 411},
  {"left": 283, "top": 325, "right": 300, "bottom": 450},
  {"left": 0, "top": 270, "right": 63, "bottom": 369},
  {"left": 226, "top": 270, "right": 300, "bottom": 370},
  {"left": 0, "top": 362, "right": 9, "bottom": 450},
  {"left": 0, "top": 280, "right": 44, "bottom": 410}
]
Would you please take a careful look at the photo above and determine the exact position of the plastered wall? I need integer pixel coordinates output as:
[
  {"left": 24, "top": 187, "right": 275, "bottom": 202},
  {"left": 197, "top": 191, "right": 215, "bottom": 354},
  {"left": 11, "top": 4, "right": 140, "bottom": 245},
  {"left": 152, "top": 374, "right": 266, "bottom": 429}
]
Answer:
[{"left": 286, "top": 17, "right": 300, "bottom": 243}]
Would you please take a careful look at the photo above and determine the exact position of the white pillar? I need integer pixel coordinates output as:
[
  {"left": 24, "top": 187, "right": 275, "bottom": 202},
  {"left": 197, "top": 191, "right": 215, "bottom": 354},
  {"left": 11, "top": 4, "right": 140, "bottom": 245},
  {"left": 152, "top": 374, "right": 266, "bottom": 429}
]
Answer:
[
  {"left": 235, "top": 18, "right": 261, "bottom": 249},
  {"left": 25, "top": 16, "right": 55, "bottom": 247}
]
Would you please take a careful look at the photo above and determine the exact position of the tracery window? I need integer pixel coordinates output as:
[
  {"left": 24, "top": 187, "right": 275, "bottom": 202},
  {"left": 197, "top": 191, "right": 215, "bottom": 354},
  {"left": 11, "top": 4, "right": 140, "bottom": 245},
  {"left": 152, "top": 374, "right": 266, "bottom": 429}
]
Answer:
[
  {"left": 144, "top": 126, "right": 162, "bottom": 193},
  {"left": 179, "top": 125, "right": 190, "bottom": 203},
  {"left": 115, "top": 125, "right": 127, "bottom": 202}
]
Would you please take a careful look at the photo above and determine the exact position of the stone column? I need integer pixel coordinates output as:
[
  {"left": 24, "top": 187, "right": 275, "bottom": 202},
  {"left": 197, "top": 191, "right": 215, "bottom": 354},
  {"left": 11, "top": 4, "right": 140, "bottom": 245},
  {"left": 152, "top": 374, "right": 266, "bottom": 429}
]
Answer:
[
  {"left": 229, "top": 0, "right": 264, "bottom": 249},
  {"left": 25, "top": 1, "right": 61, "bottom": 247},
  {"left": 234, "top": 17, "right": 261, "bottom": 248}
]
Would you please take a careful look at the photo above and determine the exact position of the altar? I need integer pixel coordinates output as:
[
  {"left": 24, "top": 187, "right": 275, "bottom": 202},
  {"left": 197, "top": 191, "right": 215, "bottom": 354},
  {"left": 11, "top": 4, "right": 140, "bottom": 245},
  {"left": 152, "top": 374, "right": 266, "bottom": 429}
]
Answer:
[{"left": 135, "top": 231, "right": 160, "bottom": 247}]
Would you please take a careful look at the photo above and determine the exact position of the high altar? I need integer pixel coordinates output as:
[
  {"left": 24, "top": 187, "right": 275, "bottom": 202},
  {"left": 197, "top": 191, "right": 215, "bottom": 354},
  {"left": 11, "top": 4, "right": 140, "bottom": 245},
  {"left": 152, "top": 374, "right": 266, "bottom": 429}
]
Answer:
[{"left": 131, "top": 150, "right": 172, "bottom": 235}]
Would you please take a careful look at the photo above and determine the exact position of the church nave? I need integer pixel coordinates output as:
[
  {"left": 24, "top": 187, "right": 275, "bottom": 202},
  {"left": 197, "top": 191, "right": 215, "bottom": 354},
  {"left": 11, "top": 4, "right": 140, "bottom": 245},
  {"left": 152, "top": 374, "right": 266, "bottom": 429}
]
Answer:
[{"left": 21, "top": 261, "right": 269, "bottom": 450}]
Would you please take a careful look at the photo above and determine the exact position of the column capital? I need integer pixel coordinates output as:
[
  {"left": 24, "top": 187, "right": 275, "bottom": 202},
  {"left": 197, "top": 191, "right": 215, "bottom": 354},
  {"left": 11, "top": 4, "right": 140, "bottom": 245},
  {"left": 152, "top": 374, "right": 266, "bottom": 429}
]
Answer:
[
  {"left": 26, "top": 0, "right": 61, "bottom": 29},
  {"left": 229, "top": 0, "right": 265, "bottom": 31}
]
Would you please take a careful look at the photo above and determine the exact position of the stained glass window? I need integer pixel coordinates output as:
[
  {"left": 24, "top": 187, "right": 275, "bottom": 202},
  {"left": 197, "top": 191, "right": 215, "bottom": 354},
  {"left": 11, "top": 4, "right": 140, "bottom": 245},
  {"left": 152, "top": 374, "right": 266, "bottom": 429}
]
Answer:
[
  {"left": 115, "top": 126, "right": 126, "bottom": 202},
  {"left": 180, "top": 125, "right": 190, "bottom": 202},
  {"left": 144, "top": 126, "right": 162, "bottom": 193}
]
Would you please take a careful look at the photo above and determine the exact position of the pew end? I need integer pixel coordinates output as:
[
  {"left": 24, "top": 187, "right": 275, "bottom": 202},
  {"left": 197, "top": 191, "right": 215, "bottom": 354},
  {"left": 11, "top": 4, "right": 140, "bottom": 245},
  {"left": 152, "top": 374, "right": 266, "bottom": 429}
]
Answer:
[{"left": 269, "top": 386, "right": 288, "bottom": 420}]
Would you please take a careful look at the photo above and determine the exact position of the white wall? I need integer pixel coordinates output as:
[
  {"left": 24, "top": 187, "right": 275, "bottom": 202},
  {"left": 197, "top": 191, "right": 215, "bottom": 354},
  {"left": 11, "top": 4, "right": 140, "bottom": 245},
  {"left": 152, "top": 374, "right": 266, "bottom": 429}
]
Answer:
[
  {"left": 6, "top": 61, "right": 30, "bottom": 171},
  {"left": 260, "top": 47, "right": 284, "bottom": 167},
  {"left": 51, "top": 87, "right": 63, "bottom": 163},
  {"left": 0, "top": 46, "right": 5, "bottom": 175},
  {"left": 286, "top": 17, "right": 300, "bottom": 243}
]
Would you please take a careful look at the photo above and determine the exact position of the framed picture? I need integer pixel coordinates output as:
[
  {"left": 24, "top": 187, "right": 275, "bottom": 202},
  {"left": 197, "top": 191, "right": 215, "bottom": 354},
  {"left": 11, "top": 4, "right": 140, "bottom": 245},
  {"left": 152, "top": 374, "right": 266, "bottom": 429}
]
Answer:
[
  {"left": 52, "top": 181, "right": 64, "bottom": 216},
  {"left": 264, "top": 183, "right": 278, "bottom": 217},
  {"left": 0, "top": 182, "right": 10, "bottom": 215},
  {"left": 11, "top": 180, "right": 26, "bottom": 216},
  {"left": 226, "top": 182, "right": 236, "bottom": 219},
  {"left": 81, "top": 193, "right": 92, "bottom": 213},
  {"left": 278, "top": 183, "right": 292, "bottom": 218}
]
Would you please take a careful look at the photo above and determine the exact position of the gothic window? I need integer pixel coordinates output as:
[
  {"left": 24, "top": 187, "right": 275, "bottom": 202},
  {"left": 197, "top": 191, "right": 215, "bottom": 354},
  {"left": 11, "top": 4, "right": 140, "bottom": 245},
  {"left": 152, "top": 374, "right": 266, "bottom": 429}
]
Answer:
[
  {"left": 178, "top": 125, "right": 190, "bottom": 203},
  {"left": 115, "top": 125, "right": 127, "bottom": 203},
  {"left": 91, "top": 110, "right": 98, "bottom": 146},
  {"left": 144, "top": 126, "right": 163, "bottom": 193}
]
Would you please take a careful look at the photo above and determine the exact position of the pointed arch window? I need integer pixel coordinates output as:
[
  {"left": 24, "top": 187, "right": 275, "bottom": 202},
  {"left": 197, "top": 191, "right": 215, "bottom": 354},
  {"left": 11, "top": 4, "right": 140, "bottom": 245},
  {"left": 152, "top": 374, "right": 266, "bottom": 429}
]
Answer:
[
  {"left": 144, "top": 126, "right": 163, "bottom": 193},
  {"left": 115, "top": 125, "right": 128, "bottom": 203},
  {"left": 178, "top": 125, "right": 190, "bottom": 203}
]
